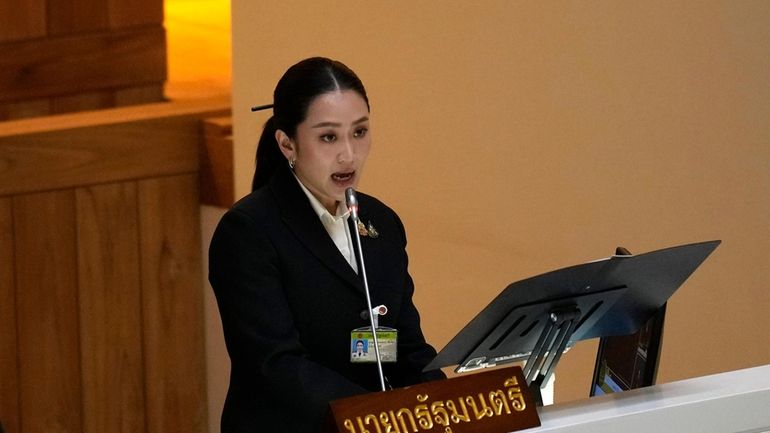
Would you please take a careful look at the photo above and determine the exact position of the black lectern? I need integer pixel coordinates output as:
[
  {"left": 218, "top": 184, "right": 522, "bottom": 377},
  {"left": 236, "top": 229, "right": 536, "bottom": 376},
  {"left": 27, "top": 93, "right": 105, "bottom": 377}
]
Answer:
[{"left": 425, "top": 240, "right": 721, "bottom": 405}]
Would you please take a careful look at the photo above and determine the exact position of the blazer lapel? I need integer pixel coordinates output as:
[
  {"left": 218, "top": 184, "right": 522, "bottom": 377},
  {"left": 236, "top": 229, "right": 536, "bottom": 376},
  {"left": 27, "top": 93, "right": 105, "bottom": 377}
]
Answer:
[
  {"left": 269, "top": 166, "right": 365, "bottom": 292},
  {"left": 349, "top": 202, "right": 393, "bottom": 293}
]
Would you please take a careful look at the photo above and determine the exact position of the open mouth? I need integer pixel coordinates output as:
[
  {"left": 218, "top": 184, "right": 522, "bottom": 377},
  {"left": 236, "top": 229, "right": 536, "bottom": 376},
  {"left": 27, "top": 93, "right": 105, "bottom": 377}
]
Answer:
[{"left": 331, "top": 171, "right": 355, "bottom": 182}]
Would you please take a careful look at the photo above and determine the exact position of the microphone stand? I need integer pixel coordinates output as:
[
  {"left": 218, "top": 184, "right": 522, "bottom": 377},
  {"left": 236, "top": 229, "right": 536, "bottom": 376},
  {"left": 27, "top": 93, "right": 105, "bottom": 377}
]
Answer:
[{"left": 346, "top": 188, "right": 387, "bottom": 392}]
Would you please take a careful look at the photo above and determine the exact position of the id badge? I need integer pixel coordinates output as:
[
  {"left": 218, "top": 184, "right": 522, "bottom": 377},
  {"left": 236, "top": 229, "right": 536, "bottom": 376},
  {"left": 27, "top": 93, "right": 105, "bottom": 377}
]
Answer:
[{"left": 350, "top": 327, "right": 398, "bottom": 363}]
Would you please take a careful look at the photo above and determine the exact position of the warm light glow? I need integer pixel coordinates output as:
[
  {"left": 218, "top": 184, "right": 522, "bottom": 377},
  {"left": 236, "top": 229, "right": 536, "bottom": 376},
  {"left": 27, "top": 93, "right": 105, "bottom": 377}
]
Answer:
[{"left": 164, "top": 0, "right": 232, "bottom": 99}]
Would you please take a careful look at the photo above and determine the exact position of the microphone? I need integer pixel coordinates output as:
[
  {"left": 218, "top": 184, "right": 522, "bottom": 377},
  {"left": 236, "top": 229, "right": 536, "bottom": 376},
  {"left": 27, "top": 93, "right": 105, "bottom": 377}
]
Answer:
[
  {"left": 345, "top": 187, "right": 359, "bottom": 219},
  {"left": 345, "top": 187, "right": 386, "bottom": 392}
]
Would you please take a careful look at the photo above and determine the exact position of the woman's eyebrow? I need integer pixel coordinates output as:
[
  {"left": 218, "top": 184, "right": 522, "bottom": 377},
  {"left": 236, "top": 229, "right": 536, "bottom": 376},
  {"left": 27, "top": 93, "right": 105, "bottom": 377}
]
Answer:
[{"left": 311, "top": 116, "right": 369, "bottom": 129}]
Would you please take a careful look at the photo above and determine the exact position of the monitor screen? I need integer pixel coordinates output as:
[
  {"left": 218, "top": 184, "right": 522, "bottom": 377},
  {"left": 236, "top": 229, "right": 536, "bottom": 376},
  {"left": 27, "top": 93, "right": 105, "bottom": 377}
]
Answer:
[{"left": 590, "top": 304, "right": 666, "bottom": 396}]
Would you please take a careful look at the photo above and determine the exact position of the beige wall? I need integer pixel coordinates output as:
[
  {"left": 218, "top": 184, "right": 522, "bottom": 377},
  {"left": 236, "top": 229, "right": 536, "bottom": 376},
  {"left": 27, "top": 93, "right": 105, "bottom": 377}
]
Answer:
[{"left": 223, "top": 0, "right": 770, "bottom": 413}]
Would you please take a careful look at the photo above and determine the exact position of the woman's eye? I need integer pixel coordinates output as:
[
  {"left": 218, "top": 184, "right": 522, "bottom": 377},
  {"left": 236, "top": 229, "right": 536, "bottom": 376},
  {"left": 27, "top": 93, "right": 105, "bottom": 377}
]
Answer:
[
  {"left": 320, "top": 134, "right": 336, "bottom": 143},
  {"left": 353, "top": 127, "right": 368, "bottom": 138}
]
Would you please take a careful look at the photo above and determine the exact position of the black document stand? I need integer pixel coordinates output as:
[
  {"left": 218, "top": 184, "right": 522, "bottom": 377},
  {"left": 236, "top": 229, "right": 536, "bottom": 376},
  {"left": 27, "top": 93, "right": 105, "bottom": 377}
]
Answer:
[{"left": 425, "top": 240, "right": 721, "bottom": 406}]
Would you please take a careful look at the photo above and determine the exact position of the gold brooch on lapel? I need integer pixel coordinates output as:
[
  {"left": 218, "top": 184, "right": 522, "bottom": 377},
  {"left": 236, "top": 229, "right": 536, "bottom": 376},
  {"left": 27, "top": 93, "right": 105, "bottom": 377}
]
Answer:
[
  {"left": 357, "top": 220, "right": 379, "bottom": 238},
  {"left": 366, "top": 221, "right": 379, "bottom": 238}
]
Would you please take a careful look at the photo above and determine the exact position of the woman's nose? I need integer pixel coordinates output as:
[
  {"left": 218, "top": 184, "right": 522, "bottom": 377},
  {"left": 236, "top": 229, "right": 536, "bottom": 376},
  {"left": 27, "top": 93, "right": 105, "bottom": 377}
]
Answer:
[{"left": 338, "top": 139, "right": 354, "bottom": 163}]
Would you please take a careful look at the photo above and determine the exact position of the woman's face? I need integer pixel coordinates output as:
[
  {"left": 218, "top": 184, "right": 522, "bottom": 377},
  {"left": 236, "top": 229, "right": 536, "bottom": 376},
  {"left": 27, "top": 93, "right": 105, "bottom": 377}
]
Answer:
[{"left": 285, "top": 90, "right": 371, "bottom": 213}]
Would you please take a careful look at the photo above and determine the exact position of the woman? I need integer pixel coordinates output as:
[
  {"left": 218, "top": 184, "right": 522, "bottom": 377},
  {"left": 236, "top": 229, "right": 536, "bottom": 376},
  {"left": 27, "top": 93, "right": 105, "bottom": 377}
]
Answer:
[{"left": 209, "top": 57, "right": 445, "bottom": 433}]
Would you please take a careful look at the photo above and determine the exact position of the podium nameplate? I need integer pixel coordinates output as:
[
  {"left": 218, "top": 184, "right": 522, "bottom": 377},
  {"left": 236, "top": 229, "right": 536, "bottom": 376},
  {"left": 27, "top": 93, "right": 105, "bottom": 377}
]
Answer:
[{"left": 328, "top": 366, "right": 540, "bottom": 433}]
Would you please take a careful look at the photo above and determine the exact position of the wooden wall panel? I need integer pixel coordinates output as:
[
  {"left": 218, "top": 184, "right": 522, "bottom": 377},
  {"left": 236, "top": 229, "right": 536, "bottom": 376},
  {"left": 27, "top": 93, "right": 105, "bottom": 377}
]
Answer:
[
  {"left": 0, "top": 99, "right": 51, "bottom": 121},
  {"left": 114, "top": 85, "right": 166, "bottom": 107},
  {"left": 0, "top": 198, "right": 19, "bottom": 433},
  {"left": 0, "top": 0, "right": 46, "bottom": 42},
  {"left": 47, "top": 0, "right": 110, "bottom": 36},
  {"left": 0, "top": 117, "right": 200, "bottom": 197},
  {"left": 76, "top": 183, "right": 146, "bottom": 433},
  {"left": 14, "top": 190, "right": 82, "bottom": 433},
  {"left": 0, "top": 0, "right": 165, "bottom": 119},
  {"left": 200, "top": 116, "right": 234, "bottom": 207},
  {"left": 139, "top": 174, "right": 207, "bottom": 433},
  {"left": 51, "top": 90, "right": 117, "bottom": 115},
  {"left": 50, "top": 85, "right": 167, "bottom": 114},
  {"left": 109, "top": 0, "right": 164, "bottom": 29},
  {"left": 0, "top": 26, "right": 166, "bottom": 102},
  {"left": 0, "top": 96, "right": 229, "bottom": 137},
  {"left": 0, "top": 101, "right": 225, "bottom": 433}
]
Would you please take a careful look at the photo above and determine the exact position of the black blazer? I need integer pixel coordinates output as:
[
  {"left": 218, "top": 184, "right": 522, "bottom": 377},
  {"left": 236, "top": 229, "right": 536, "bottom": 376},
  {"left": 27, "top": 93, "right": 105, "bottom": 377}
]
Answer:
[{"left": 209, "top": 165, "right": 444, "bottom": 433}]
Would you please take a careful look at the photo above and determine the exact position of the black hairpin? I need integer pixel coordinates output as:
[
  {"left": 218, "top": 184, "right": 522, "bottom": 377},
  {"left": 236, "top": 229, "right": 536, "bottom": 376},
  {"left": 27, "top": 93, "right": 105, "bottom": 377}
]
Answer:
[{"left": 250, "top": 103, "right": 274, "bottom": 112}]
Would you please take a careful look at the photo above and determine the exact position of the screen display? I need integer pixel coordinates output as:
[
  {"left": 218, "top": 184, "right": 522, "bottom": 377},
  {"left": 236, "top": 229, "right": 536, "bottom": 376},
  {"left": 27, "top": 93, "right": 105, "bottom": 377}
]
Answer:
[{"left": 591, "top": 304, "right": 665, "bottom": 396}]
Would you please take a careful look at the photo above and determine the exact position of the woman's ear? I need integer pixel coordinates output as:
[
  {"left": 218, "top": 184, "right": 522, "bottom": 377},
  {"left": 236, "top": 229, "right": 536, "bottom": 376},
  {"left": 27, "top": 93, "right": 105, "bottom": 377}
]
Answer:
[{"left": 275, "top": 129, "right": 294, "bottom": 160}]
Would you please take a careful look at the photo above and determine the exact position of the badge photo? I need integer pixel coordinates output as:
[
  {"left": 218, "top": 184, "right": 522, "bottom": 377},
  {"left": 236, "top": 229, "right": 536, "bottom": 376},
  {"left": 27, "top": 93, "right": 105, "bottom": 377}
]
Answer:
[{"left": 350, "top": 327, "right": 398, "bottom": 363}]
